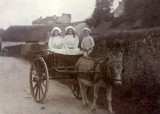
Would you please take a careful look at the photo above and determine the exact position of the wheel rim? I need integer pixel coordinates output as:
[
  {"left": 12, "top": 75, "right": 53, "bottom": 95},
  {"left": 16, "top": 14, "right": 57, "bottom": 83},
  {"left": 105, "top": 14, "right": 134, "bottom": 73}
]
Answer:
[
  {"left": 70, "top": 78, "right": 82, "bottom": 100},
  {"left": 30, "top": 57, "right": 49, "bottom": 103}
]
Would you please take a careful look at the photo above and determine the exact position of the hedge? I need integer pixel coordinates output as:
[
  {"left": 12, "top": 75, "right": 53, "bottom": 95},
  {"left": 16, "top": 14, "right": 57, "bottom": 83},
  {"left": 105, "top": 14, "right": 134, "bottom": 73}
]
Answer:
[{"left": 91, "top": 27, "right": 160, "bottom": 86}]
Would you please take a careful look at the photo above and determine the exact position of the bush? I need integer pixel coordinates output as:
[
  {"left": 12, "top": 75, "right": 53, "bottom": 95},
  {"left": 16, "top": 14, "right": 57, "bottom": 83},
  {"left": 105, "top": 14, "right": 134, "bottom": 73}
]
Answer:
[
  {"left": 91, "top": 27, "right": 160, "bottom": 114},
  {"left": 92, "top": 27, "right": 160, "bottom": 86}
]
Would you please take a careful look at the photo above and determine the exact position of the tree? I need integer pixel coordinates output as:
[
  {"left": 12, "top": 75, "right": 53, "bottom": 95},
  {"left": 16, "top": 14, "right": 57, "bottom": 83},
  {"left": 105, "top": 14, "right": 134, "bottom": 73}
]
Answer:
[
  {"left": 124, "top": 0, "right": 160, "bottom": 27},
  {"left": 85, "top": 17, "right": 96, "bottom": 28},
  {"left": 85, "top": 0, "right": 113, "bottom": 27},
  {"left": 124, "top": 0, "right": 143, "bottom": 23},
  {"left": 141, "top": 0, "right": 160, "bottom": 27}
]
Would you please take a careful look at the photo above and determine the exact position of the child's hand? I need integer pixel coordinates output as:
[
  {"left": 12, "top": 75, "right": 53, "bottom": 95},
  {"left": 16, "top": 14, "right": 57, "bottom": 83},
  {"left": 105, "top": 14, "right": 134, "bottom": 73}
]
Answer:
[
  {"left": 82, "top": 48, "right": 86, "bottom": 51},
  {"left": 86, "top": 47, "right": 90, "bottom": 50}
]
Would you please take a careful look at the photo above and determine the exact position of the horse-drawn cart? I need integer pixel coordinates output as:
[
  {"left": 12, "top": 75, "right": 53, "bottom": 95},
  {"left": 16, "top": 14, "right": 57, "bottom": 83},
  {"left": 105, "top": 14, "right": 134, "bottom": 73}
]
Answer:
[{"left": 29, "top": 51, "right": 99, "bottom": 103}]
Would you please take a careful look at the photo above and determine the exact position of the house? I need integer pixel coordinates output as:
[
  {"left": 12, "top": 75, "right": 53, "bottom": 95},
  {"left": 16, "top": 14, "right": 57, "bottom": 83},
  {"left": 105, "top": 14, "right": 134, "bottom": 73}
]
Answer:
[
  {"left": 113, "top": 0, "right": 125, "bottom": 18},
  {"left": 1, "top": 24, "right": 70, "bottom": 55},
  {"left": 57, "top": 14, "right": 71, "bottom": 24},
  {"left": 0, "top": 29, "right": 5, "bottom": 51},
  {"left": 72, "top": 21, "right": 87, "bottom": 37},
  {"left": 32, "top": 13, "right": 71, "bottom": 25}
]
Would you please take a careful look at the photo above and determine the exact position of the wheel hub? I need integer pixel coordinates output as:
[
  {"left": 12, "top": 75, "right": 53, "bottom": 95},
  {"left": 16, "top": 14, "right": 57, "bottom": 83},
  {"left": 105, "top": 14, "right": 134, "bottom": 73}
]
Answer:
[{"left": 33, "top": 76, "right": 40, "bottom": 82}]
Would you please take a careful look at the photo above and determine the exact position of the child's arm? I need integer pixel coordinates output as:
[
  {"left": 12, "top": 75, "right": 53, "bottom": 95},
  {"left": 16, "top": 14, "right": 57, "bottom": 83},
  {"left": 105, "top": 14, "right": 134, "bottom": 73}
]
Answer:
[
  {"left": 48, "top": 37, "right": 53, "bottom": 49},
  {"left": 81, "top": 38, "right": 85, "bottom": 50},
  {"left": 74, "top": 36, "right": 79, "bottom": 48},
  {"left": 89, "top": 36, "right": 95, "bottom": 48}
]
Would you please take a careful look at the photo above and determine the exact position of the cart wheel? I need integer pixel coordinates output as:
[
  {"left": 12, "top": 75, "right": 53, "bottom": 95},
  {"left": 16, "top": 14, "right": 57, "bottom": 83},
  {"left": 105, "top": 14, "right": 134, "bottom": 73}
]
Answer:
[
  {"left": 70, "top": 78, "right": 82, "bottom": 100},
  {"left": 30, "top": 57, "right": 49, "bottom": 103}
]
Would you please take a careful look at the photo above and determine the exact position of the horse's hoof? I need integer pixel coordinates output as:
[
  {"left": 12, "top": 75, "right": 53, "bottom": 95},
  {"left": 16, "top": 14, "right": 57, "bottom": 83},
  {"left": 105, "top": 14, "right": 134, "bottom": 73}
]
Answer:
[
  {"left": 83, "top": 104, "right": 88, "bottom": 109},
  {"left": 109, "top": 111, "right": 115, "bottom": 114},
  {"left": 91, "top": 108, "right": 96, "bottom": 112},
  {"left": 86, "top": 103, "right": 91, "bottom": 107}
]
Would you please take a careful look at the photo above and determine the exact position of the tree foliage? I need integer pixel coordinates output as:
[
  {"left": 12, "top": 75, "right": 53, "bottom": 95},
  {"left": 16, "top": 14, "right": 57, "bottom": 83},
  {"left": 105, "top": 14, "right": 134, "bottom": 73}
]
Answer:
[
  {"left": 141, "top": 0, "right": 160, "bottom": 27},
  {"left": 124, "top": 0, "right": 160, "bottom": 27},
  {"left": 124, "top": 0, "right": 143, "bottom": 23},
  {"left": 85, "top": 0, "right": 113, "bottom": 27}
]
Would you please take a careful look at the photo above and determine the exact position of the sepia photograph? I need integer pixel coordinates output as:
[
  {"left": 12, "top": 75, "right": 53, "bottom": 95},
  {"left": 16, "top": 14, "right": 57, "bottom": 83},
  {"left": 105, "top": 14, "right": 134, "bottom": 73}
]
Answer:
[{"left": 0, "top": 0, "right": 160, "bottom": 114}]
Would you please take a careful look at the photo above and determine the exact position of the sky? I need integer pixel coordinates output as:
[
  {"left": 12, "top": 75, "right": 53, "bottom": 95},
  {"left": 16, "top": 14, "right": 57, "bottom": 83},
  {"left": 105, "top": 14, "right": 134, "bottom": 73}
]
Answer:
[{"left": 0, "top": 0, "right": 122, "bottom": 29}]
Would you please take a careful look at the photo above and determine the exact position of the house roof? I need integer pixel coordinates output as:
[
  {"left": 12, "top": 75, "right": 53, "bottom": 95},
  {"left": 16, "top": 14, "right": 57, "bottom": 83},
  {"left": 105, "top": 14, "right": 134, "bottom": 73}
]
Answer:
[
  {"left": 66, "top": 14, "right": 71, "bottom": 19},
  {"left": 113, "top": 1, "right": 125, "bottom": 18},
  {"left": 0, "top": 29, "right": 5, "bottom": 39},
  {"left": 1, "top": 24, "right": 70, "bottom": 42},
  {"left": 73, "top": 22, "right": 87, "bottom": 36}
]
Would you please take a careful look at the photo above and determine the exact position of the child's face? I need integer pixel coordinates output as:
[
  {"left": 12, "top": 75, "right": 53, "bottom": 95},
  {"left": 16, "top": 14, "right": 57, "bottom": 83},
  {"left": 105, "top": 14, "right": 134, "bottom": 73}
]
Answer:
[
  {"left": 67, "top": 29, "right": 74, "bottom": 35},
  {"left": 83, "top": 30, "right": 90, "bottom": 36},
  {"left": 53, "top": 30, "right": 59, "bottom": 36}
]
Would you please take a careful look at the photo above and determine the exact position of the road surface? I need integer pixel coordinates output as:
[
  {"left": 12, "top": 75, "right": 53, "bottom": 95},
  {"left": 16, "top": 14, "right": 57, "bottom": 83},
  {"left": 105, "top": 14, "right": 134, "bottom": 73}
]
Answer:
[{"left": 0, "top": 56, "right": 108, "bottom": 114}]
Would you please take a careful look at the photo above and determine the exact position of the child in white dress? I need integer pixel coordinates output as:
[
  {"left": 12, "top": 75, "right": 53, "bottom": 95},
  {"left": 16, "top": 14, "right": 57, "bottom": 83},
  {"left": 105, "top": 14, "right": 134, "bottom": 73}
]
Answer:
[
  {"left": 48, "top": 27, "right": 66, "bottom": 54},
  {"left": 64, "top": 26, "right": 81, "bottom": 55},
  {"left": 81, "top": 27, "right": 95, "bottom": 56}
]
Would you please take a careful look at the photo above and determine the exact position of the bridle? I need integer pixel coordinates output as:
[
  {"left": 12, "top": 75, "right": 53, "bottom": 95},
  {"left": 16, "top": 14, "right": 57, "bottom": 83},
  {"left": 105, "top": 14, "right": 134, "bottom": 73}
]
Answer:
[
  {"left": 82, "top": 56, "right": 123, "bottom": 82},
  {"left": 100, "top": 59, "right": 123, "bottom": 83}
]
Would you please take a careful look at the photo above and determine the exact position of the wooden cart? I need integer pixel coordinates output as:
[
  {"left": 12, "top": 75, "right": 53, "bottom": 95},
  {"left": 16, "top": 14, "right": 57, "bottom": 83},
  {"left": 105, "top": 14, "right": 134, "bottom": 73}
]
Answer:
[{"left": 29, "top": 51, "right": 99, "bottom": 103}]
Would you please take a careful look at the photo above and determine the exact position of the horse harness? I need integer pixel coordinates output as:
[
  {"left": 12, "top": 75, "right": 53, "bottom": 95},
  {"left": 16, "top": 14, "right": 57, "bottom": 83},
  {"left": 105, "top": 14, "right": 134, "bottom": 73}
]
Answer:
[
  {"left": 82, "top": 57, "right": 105, "bottom": 84},
  {"left": 82, "top": 56, "right": 122, "bottom": 85}
]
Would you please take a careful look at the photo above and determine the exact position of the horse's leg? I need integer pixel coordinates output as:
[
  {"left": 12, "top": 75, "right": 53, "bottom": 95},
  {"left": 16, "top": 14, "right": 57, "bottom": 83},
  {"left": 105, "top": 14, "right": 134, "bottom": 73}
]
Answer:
[
  {"left": 78, "top": 78, "right": 86, "bottom": 106},
  {"left": 92, "top": 83, "right": 100, "bottom": 111},
  {"left": 84, "top": 86, "right": 90, "bottom": 106},
  {"left": 106, "top": 86, "right": 115, "bottom": 114}
]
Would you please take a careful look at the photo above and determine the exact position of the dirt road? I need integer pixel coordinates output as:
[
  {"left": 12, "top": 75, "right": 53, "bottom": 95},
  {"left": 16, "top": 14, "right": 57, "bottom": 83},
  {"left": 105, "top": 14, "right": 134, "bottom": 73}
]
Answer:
[{"left": 0, "top": 56, "right": 108, "bottom": 114}]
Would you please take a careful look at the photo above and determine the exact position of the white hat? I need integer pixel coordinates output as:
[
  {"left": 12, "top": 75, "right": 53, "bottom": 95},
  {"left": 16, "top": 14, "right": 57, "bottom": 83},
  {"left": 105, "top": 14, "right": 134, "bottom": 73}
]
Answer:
[
  {"left": 65, "top": 26, "right": 75, "bottom": 32},
  {"left": 82, "top": 27, "right": 91, "bottom": 33},
  {"left": 51, "top": 27, "right": 62, "bottom": 34}
]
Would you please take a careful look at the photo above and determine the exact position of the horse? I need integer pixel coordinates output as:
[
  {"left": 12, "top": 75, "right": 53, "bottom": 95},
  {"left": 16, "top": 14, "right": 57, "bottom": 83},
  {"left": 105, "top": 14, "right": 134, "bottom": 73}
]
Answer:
[{"left": 75, "top": 52, "right": 124, "bottom": 114}]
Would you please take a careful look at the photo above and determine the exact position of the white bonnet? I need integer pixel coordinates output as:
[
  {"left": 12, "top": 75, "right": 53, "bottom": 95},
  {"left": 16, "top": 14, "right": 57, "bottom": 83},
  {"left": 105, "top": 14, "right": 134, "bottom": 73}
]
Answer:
[
  {"left": 65, "top": 26, "right": 75, "bottom": 32},
  {"left": 82, "top": 27, "right": 91, "bottom": 33},
  {"left": 51, "top": 27, "right": 62, "bottom": 34}
]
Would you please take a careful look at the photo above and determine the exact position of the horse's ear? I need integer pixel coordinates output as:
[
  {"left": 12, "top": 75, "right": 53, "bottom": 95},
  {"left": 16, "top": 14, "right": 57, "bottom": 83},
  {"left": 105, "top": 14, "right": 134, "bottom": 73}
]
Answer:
[
  {"left": 107, "top": 50, "right": 111, "bottom": 60},
  {"left": 105, "top": 57, "right": 109, "bottom": 62},
  {"left": 107, "top": 50, "right": 114, "bottom": 61},
  {"left": 117, "top": 52, "right": 123, "bottom": 62}
]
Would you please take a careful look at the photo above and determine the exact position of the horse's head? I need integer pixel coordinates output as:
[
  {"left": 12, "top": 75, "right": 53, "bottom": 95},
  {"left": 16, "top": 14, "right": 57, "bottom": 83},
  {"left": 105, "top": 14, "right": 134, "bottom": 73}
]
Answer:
[{"left": 102, "top": 52, "right": 123, "bottom": 86}]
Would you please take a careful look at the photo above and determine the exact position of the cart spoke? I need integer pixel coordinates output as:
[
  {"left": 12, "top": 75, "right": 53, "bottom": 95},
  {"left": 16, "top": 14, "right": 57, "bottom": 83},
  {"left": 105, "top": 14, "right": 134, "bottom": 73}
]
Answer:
[
  {"left": 32, "top": 70, "right": 37, "bottom": 76},
  {"left": 74, "top": 83, "right": 78, "bottom": 91},
  {"left": 40, "top": 85, "right": 44, "bottom": 95},
  {"left": 35, "top": 85, "right": 39, "bottom": 98},
  {"left": 33, "top": 83, "right": 38, "bottom": 91},
  {"left": 40, "top": 72, "right": 46, "bottom": 79},
  {"left": 77, "top": 87, "right": 80, "bottom": 96},
  {"left": 32, "top": 65, "right": 36, "bottom": 70},
  {"left": 40, "top": 83, "right": 44, "bottom": 96},
  {"left": 42, "top": 82, "right": 47, "bottom": 88},
  {"left": 39, "top": 84, "right": 41, "bottom": 100},
  {"left": 77, "top": 85, "right": 81, "bottom": 96}
]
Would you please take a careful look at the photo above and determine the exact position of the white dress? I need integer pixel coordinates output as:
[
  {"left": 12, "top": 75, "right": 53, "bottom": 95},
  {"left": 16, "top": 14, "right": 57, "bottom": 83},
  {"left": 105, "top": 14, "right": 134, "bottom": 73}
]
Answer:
[
  {"left": 48, "top": 36, "right": 66, "bottom": 54},
  {"left": 63, "top": 35, "right": 81, "bottom": 55},
  {"left": 81, "top": 35, "right": 95, "bottom": 54}
]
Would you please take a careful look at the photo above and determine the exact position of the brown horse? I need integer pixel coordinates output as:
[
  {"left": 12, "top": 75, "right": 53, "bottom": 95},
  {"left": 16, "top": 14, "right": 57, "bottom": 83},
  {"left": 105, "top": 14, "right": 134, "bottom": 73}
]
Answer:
[{"left": 75, "top": 52, "right": 123, "bottom": 114}]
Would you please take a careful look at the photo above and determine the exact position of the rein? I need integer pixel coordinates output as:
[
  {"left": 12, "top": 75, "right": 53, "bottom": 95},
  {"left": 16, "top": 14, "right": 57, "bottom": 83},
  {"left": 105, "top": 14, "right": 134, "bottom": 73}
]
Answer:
[
  {"left": 82, "top": 56, "right": 122, "bottom": 84},
  {"left": 82, "top": 56, "right": 105, "bottom": 63}
]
